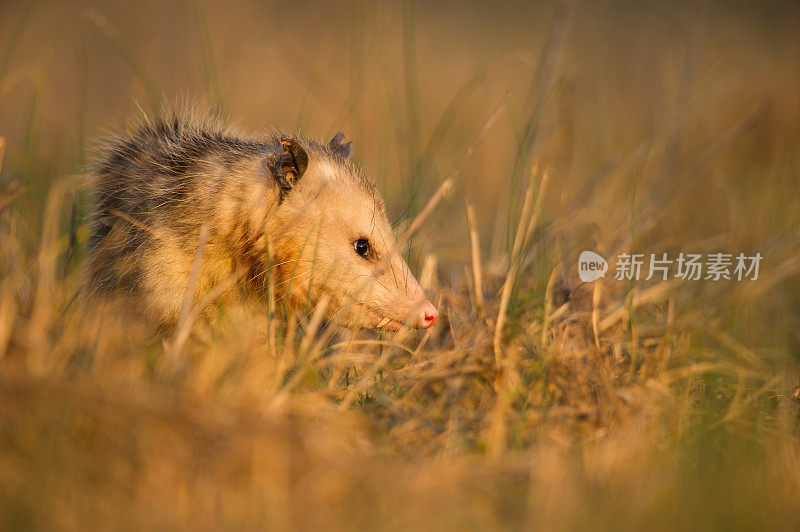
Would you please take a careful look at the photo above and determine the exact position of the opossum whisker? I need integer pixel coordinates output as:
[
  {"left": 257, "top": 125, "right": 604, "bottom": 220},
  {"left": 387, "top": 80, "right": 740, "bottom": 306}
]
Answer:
[
  {"left": 318, "top": 300, "right": 360, "bottom": 334},
  {"left": 347, "top": 273, "right": 391, "bottom": 299},
  {"left": 272, "top": 258, "right": 316, "bottom": 268},
  {"left": 248, "top": 259, "right": 315, "bottom": 285},
  {"left": 273, "top": 273, "right": 315, "bottom": 305},
  {"left": 375, "top": 224, "right": 401, "bottom": 291},
  {"left": 274, "top": 271, "right": 312, "bottom": 290},
  {"left": 253, "top": 259, "right": 313, "bottom": 286}
]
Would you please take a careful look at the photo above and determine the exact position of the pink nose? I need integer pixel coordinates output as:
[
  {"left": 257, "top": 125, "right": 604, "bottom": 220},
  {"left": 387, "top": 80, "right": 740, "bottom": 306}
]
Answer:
[{"left": 416, "top": 301, "right": 438, "bottom": 329}]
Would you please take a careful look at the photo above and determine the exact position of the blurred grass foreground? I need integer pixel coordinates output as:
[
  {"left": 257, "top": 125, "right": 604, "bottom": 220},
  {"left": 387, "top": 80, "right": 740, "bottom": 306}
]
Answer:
[{"left": 1, "top": 0, "right": 800, "bottom": 529}]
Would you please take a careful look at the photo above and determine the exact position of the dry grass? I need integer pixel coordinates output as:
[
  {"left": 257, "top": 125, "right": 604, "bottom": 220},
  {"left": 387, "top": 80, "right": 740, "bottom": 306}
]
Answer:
[{"left": 1, "top": 0, "right": 800, "bottom": 530}]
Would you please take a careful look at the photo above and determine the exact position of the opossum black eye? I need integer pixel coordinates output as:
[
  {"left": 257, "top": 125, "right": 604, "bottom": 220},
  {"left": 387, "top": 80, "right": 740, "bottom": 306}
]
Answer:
[{"left": 353, "top": 238, "right": 371, "bottom": 259}]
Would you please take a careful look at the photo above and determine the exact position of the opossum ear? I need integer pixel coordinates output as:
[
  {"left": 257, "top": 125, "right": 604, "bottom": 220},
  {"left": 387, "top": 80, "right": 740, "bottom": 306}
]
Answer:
[
  {"left": 264, "top": 137, "right": 309, "bottom": 199},
  {"left": 328, "top": 131, "right": 353, "bottom": 159}
]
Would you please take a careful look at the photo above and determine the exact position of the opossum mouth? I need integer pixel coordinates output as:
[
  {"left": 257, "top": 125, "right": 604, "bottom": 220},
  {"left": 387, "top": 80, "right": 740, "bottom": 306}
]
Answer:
[{"left": 363, "top": 307, "right": 404, "bottom": 331}]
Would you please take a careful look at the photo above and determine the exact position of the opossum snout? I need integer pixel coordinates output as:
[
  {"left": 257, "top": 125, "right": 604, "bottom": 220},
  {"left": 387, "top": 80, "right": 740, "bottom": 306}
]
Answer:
[
  {"left": 401, "top": 285, "right": 437, "bottom": 329},
  {"left": 414, "top": 300, "right": 438, "bottom": 329}
]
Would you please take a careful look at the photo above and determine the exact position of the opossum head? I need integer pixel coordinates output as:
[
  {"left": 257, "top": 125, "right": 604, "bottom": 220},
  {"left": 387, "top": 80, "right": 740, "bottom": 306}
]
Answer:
[{"left": 265, "top": 133, "right": 438, "bottom": 331}]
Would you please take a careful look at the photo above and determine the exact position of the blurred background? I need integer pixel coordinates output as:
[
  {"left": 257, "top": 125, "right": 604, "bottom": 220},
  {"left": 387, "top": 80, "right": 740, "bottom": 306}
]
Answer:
[
  {"left": 2, "top": 0, "right": 798, "bottom": 252},
  {"left": 1, "top": 0, "right": 800, "bottom": 529}
]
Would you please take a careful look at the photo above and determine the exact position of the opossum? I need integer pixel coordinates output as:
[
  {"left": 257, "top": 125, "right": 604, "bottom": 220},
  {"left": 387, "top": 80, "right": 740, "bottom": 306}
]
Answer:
[{"left": 87, "top": 111, "right": 438, "bottom": 331}]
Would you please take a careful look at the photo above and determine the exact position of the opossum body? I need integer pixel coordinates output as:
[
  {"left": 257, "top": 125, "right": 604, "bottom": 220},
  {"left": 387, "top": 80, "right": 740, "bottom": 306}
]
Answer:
[{"left": 87, "top": 112, "right": 437, "bottom": 330}]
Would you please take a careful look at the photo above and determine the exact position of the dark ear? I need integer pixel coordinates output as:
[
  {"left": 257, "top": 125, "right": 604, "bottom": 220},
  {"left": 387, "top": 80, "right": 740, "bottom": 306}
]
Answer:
[
  {"left": 328, "top": 131, "right": 353, "bottom": 159},
  {"left": 264, "top": 137, "right": 309, "bottom": 200}
]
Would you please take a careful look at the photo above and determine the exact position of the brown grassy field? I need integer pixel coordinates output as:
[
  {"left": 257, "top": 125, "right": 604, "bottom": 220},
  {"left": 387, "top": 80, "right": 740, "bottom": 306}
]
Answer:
[{"left": 1, "top": 0, "right": 800, "bottom": 529}]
